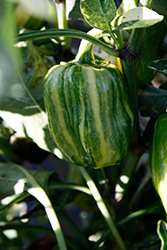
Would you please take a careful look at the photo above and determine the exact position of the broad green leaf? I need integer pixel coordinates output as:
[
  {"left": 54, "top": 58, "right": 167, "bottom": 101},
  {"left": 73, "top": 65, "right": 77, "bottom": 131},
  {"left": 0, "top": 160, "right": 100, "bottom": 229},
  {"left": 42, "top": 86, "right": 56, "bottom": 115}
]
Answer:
[
  {"left": 157, "top": 220, "right": 167, "bottom": 250},
  {"left": 138, "top": 84, "right": 167, "bottom": 118},
  {"left": 149, "top": 59, "right": 167, "bottom": 75},
  {"left": 80, "top": 0, "right": 117, "bottom": 31},
  {"left": 0, "top": 163, "right": 26, "bottom": 199},
  {"left": 0, "top": 41, "right": 55, "bottom": 153},
  {"left": 117, "top": 202, "right": 164, "bottom": 227},
  {"left": 10, "top": 163, "right": 67, "bottom": 249},
  {"left": 18, "top": 189, "right": 79, "bottom": 220},
  {"left": 114, "top": 6, "right": 164, "bottom": 30},
  {"left": 0, "top": 162, "right": 60, "bottom": 218},
  {"left": 66, "top": 0, "right": 83, "bottom": 20},
  {"left": 0, "top": 163, "right": 57, "bottom": 199},
  {"left": 0, "top": 162, "right": 67, "bottom": 249},
  {"left": 0, "top": 192, "right": 28, "bottom": 217}
]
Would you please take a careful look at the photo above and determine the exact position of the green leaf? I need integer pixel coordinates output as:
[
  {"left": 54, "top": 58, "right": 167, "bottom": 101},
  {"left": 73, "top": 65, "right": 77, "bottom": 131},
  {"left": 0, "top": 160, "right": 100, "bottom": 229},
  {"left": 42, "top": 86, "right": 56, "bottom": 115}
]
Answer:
[
  {"left": 18, "top": 189, "right": 79, "bottom": 221},
  {"left": 149, "top": 59, "right": 167, "bottom": 75},
  {"left": 66, "top": 0, "right": 83, "bottom": 20},
  {"left": 138, "top": 84, "right": 167, "bottom": 118},
  {"left": 0, "top": 163, "right": 57, "bottom": 199},
  {"left": 117, "top": 202, "right": 164, "bottom": 227},
  {"left": 32, "top": 169, "right": 60, "bottom": 190},
  {"left": 80, "top": 0, "right": 117, "bottom": 31},
  {"left": 0, "top": 192, "right": 28, "bottom": 218},
  {"left": 157, "top": 220, "right": 167, "bottom": 250},
  {"left": 0, "top": 162, "right": 67, "bottom": 250},
  {"left": 0, "top": 41, "right": 55, "bottom": 153},
  {"left": 0, "top": 163, "right": 26, "bottom": 199},
  {"left": 114, "top": 6, "right": 164, "bottom": 30}
]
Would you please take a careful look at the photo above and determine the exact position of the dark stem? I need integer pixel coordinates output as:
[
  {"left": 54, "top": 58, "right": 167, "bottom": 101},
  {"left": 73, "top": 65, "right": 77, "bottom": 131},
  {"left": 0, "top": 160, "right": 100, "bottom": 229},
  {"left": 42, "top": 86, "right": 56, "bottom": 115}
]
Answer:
[
  {"left": 119, "top": 28, "right": 145, "bottom": 145},
  {"left": 115, "top": 143, "right": 145, "bottom": 202},
  {"left": 114, "top": 28, "right": 146, "bottom": 200}
]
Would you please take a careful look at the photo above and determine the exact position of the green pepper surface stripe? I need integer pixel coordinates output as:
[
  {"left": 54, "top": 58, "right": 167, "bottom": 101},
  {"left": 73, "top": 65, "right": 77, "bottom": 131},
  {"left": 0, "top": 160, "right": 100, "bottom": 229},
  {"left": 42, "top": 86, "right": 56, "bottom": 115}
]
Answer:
[
  {"left": 150, "top": 114, "right": 167, "bottom": 213},
  {"left": 44, "top": 63, "right": 133, "bottom": 168}
]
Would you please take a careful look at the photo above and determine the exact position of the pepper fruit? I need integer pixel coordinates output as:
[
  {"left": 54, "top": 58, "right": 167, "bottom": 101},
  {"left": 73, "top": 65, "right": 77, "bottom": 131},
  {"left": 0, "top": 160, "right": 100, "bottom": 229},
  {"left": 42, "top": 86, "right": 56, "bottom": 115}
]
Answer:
[
  {"left": 150, "top": 113, "right": 167, "bottom": 213},
  {"left": 43, "top": 29, "right": 133, "bottom": 168}
]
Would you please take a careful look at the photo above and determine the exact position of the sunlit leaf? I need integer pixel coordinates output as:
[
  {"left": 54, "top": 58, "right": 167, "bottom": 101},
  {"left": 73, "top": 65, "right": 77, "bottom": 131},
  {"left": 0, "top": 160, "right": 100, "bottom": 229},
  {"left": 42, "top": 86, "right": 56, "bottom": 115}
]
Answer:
[
  {"left": 114, "top": 6, "right": 164, "bottom": 30},
  {"left": 66, "top": 0, "right": 83, "bottom": 20},
  {"left": 80, "top": 0, "right": 117, "bottom": 30},
  {"left": 0, "top": 41, "right": 55, "bottom": 153},
  {"left": 0, "top": 163, "right": 58, "bottom": 199}
]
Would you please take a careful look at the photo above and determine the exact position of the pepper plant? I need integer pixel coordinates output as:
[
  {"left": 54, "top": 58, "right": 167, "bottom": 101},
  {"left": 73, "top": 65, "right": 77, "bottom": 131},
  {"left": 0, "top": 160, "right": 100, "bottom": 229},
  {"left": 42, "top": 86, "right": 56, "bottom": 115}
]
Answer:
[{"left": 0, "top": 0, "right": 167, "bottom": 249}]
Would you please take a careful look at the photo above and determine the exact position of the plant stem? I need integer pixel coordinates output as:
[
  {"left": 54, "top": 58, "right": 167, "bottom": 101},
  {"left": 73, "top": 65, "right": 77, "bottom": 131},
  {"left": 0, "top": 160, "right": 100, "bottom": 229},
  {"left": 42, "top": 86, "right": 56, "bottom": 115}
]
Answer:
[
  {"left": 48, "top": 182, "right": 92, "bottom": 196},
  {"left": 121, "top": 59, "right": 140, "bottom": 144},
  {"left": 0, "top": 224, "right": 54, "bottom": 235},
  {"left": 115, "top": 28, "right": 146, "bottom": 200},
  {"left": 75, "top": 28, "right": 104, "bottom": 64},
  {"left": 120, "top": 28, "right": 145, "bottom": 145},
  {"left": 99, "top": 168, "right": 111, "bottom": 199},
  {"left": 79, "top": 167, "right": 127, "bottom": 250},
  {"left": 54, "top": 0, "right": 70, "bottom": 48},
  {"left": 14, "top": 164, "right": 68, "bottom": 250},
  {"left": 115, "top": 150, "right": 144, "bottom": 201},
  {"left": 17, "top": 29, "right": 119, "bottom": 58},
  {"left": 28, "top": 187, "right": 67, "bottom": 250},
  {"left": 58, "top": 210, "right": 90, "bottom": 249}
]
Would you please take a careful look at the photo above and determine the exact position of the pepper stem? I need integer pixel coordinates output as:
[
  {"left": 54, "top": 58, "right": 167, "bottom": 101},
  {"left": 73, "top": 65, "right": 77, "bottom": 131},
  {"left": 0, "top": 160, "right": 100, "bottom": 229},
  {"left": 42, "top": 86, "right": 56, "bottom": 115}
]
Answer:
[
  {"left": 75, "top": 28, "right": 103, "bottom": 64},
  {"left": 79, "top": 167, "right": 127, "bottom": 250},
  {"left": 75, "top": 28, "right": 117, "bottom": 65}
]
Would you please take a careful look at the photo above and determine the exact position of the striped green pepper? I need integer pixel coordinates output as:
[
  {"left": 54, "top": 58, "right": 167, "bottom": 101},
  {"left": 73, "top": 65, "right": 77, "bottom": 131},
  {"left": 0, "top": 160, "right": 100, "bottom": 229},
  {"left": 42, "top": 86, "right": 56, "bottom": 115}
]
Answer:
[
  {"left": 150, "top": 113, "right": 167, "bottom": 213},
  {"left": 43, "top": 31, "right": 133, "bottom": 168}
]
